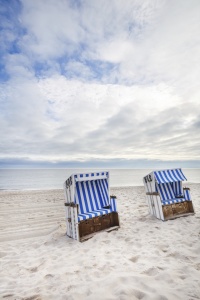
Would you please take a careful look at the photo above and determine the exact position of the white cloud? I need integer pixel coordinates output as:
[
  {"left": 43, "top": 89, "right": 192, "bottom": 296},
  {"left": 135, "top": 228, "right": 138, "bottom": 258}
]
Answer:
[
  {"left": 2, "top": 75, "right": 199, "bottom": 162},
  {"left": 19, "top": 0, "right": 83, "bottom": 59},
  {"left": 0, "top": 0, "right": 200, "bottom": 166}
]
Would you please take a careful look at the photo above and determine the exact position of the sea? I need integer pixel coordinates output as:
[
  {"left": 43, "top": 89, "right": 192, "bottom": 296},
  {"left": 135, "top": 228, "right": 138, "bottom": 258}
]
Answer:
[{"left": 0, "top": 168, "right": 200, "bottom": 190}]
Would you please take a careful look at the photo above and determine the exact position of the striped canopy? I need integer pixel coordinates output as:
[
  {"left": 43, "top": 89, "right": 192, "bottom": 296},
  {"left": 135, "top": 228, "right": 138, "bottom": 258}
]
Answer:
[
  {"left": 154, "top": 168, "right": 187, "bottom": 184},
  {"left": 74, "top": 171, "right": 108, "bottom": 182},
  {"left": 75, "top": 178, "right": 109, "bottom": 214}
]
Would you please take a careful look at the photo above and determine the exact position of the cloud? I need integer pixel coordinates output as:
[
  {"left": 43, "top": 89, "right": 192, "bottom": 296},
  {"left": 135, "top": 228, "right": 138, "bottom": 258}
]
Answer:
[{"left": 0, "top": 0, "right": 200, "bottom": 167}]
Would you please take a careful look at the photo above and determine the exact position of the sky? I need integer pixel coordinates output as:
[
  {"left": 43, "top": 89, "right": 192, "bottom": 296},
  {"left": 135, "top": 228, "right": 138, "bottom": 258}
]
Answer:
[{"left": 0, "top": 0, "right": 200, "bottom": 168}]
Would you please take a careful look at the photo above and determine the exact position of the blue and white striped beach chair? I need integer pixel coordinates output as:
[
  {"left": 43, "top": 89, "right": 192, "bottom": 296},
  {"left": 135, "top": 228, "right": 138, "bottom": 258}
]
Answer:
[
  {"left": 64, "top": 171, "right": 120, "bottom": 241},
  {"left": 143, "top": 168, "right": 195, "bottom": 220}
]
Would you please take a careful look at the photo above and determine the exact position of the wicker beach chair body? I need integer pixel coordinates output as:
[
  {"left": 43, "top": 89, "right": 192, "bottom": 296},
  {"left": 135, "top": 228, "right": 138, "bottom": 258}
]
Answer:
[
  {"left": 63, "top": 171, "right": 120, "bottom": 241},
  {"left": 143, "top": 168, "right": 195, "bottom": 221}
]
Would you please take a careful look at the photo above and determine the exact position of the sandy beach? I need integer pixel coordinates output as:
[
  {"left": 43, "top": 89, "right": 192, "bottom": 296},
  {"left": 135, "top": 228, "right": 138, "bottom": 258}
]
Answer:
[{"left": 0, "top": 184, "right": 200, "bottom": 300}]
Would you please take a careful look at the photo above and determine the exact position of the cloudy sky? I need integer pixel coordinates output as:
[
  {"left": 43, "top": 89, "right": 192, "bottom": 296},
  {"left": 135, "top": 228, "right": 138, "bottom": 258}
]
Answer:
[{"left": 0, "top": 0, "right": 200, "bottom": 168}]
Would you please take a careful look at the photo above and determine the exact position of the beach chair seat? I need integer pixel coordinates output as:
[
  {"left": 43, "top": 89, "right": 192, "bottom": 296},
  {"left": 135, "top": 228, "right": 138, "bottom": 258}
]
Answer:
[
  {"left": 78, "top": 207, "right": 114, "bottom": 221},
  {"left": 143, "top": 168, "right": 195, "bottom": 221},
  {"left": 64, "top": 171, "right": 120, "bottom": 241},
  {"left": 161, "top": 198, "right": 190, "bottom": 206}
]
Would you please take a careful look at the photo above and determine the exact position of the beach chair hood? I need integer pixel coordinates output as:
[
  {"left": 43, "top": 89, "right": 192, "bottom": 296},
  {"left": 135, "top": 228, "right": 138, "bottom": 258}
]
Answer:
[
  {"left": 143, "top": 168, "right": 194, "bottom": 221},
  {"left": 153, "top": 169, "right": 187, "bottom": 184}
]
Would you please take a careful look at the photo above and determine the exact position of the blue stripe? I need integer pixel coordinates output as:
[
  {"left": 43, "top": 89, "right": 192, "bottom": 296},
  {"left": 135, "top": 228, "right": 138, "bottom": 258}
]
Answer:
[
  {"left": 173, "top": 181, "right": 182, "bottom": 196},
  {"left": 81, "top": 182, "right": 89, "bottom": 213},
  {"left": 171, "top": 169, "right": 180, "bottom": 182},
  {"left": 179, "top": 169, "right": 187, "bottom": 181},
  {"left": 91, "top": 180, "right": 100, "bottom": 210},
  {"left": 166, "top": 183, "right": 175, "bottom": 199},
  {"left": 166, "top": 170, "right": 175, "bottom": 182},
  {"left": 163, "top": 171, "right": 172, "bottom": 183},
  {"left": 177, "top": 181, "right": 181, "bottom": 195},
  {"left": 85, "top": 181, "right": 95, "bottom": 211},
  {"left": 114, "top": 199, "right": 116, "bottom": 211},
  {"left": 95, "top": 180, "right": 104, "bottom": 208},
  {"left": 156, "top": 183, "right": 165, "bottom": 200},
  {"left": 175, "top": 169, "right": 183, "bottom": 181},
  {"left": 91, "top": 181, "right": 98, "bottom": 210},
  {"left": 162, "top": 183, "right": 170, "bottom": 200},
  {"left": 100, "top": 179, "right": 108, "bottom": 206},
  {"left": 184, "top": 189, "right": 191, "bottom": 200},
  {"left": 172, "top": 182, "right": 176, "bottom": 195},
  {"left": 101, "top": 179, "right": 109, "bottom": 205},
  {"left": 154, "top": 172, "right": 161, "bottom": 184},
  {"left": 98, "top": 180, "right": 106, "bottom": 206},
  {"left": 76, "top": 182, "right": 84, "bottom": 214},
  {"left": 158, "top": 171, "right": 166, "bottom": 183},
  {"left": 104, "top": 177, "right": 109, "bottom": 189},
  {"left": 176, "top": 169, "right": 186, "bottom": 181},
  {"left": 111, "top": 198, "right": 117, "bottom": 211}
]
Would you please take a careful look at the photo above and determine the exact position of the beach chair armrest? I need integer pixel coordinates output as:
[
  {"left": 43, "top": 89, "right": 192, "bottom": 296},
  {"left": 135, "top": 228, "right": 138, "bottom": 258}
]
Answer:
[
  {"left": 110, "top": 196, "right": 117, "bottom": 212},
  {"left": 64, "top": 202, "right": 78, "bottom": 207},
  {"left": 146, "top": 192, "right": 159, "bottom": 196},
  {"left": 183, "top": 188, "right": 191, "bottom": 200}
]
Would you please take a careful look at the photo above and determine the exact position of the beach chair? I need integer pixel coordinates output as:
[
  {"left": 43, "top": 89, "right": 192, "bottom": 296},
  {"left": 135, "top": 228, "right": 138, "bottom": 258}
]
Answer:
[
  {"left": 63, "top": 171, "right": 120, "bottom": 241},
  {"left": 143, "top": 168, "right": 195, "bottom": 221}
]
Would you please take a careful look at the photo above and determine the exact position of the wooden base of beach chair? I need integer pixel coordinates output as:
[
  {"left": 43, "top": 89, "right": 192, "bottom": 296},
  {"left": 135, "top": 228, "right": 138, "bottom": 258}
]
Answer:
[
  {"left": 163, "top": 201, "right": 195, "bottom": 221},
  {"left": 80, "top": 226, "right": 119, "bottom": 242},
  {"left": 79, "top": 212, "right": 120, "bottom": 242}
]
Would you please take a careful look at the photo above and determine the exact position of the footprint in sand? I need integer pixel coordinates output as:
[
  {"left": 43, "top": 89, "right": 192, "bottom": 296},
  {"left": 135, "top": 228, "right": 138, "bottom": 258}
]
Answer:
[
  {"left": 44, "top": 274, "right": 54, "bottom": 278},
  {"left": 194, "top": 263, "right": 200, "bottom": 270},
  {"left": 0, "top": 252, "right": 7, "bottom": 258},
  {"left": 29, "top": 267, "right": 38, "bottom": 273},
  {"left": 132, "top": 289, "right": 146, "bottom": 299},
  {"left": 142, "top": 267, "right": 159, "bottom": 276},
  {"left": 129, "top": 255, "right": 139, "bottom": 263}
]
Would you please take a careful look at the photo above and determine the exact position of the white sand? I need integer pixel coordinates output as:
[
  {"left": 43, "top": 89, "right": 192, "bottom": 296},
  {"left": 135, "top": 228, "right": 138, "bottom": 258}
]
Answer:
[{"left": 0, "top": 184, "right": 200, "bottom": 300}]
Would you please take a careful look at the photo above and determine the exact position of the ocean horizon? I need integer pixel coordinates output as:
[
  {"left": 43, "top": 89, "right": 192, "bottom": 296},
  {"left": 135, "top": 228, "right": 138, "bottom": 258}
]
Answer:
[{"left": 0, "top": 168, "right": 200, "bottom": 191}]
